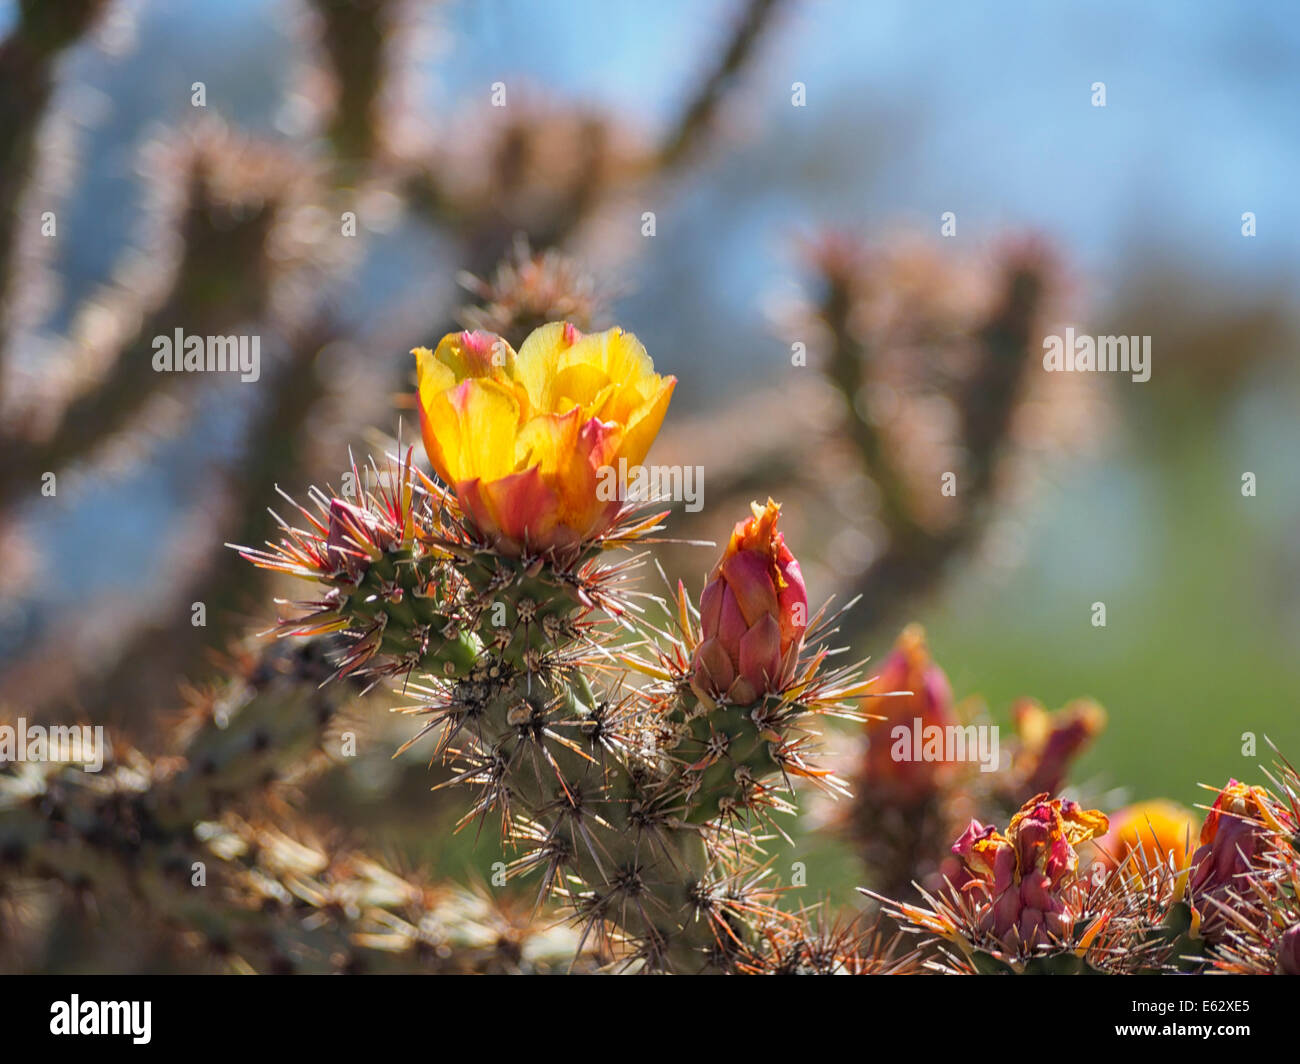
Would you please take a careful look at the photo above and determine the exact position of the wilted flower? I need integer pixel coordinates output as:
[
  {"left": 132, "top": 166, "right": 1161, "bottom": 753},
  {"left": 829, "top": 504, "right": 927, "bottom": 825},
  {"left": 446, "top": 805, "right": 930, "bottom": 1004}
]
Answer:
[
  {"left": 952, "top": 794, "right": 1109, "bottom": 952},
  {"left": 413, "top": 322, "right": 675, "bottom": 557},
  {"left": 690, "top": 499, "right": 808, "bottom": 707},
  {"left": 859, "top": 624, "right": 957, "bottom": 802},
  {"left": 1008, "top": 697, "right": 1106, "bottom": 798},
  {"left": 1090, "top": 799, "right": 1197, "bottom": 873}
]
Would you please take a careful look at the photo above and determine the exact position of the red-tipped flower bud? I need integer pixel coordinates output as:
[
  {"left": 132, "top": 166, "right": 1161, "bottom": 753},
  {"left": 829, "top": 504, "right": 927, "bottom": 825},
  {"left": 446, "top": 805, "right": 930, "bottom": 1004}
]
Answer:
[
  {"left": 861, "top": 624, "right": 956, "bottom": 802},
  {"left": 1187, "top": 780, "right": 1278, "bottom": 941},
  {"left": 691, "top": 499, "right": 807, "bottom": 706}
]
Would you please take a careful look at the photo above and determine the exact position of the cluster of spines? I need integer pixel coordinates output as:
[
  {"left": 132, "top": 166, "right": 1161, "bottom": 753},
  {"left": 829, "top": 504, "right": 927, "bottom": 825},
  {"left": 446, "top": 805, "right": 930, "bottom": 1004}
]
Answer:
[
  {"left": 1197, "top": 750, "right": 1300, "bottom": 975},
  {"left": 258, "top": 474, "right": 882, "bottom": 971},
  {"left": 868, "top": 760, "right": 1300, "bottom": 976},
  {"left": 0, "top": 635, "right": 589, "bottom": 974}
]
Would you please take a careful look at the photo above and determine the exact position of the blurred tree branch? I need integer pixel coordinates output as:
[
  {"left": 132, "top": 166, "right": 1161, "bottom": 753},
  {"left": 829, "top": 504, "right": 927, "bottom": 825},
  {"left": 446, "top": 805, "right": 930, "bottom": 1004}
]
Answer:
[{"left": 0, "top": 0, "right": 110, "bottom": 396}]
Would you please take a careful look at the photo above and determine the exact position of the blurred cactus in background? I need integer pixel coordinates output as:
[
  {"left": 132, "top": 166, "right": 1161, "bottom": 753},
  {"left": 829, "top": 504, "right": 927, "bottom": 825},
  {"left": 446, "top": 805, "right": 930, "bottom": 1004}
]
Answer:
[
  {"left": 0, "top": 638, "right": 595, "bottom": 972},
  {"left": 841, "top": 624, "right": 1106, "bottom": 903}
]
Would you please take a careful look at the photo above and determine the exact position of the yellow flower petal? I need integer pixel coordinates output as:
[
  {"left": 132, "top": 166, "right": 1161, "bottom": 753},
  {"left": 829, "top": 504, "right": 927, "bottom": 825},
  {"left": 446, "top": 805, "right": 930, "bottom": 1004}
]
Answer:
[
  {"left": 615, "top": 374, "right": 676, "bottom": 469},
  {"left": 415, "top": 321, "right": 674, "bottom": 555},
  {"left": 514, "top": 321, "right": 582, "bottom": 411},
  {"left": 550, "top": 361, "right": 614, "bottom": 417},
  {"left": 423, "top": 378, "right": 522, "bottom": 484},
  {"left": 517, "top": 408, "right": 624, "bottom": 532},
  {"left": 562, "top": 328, "right": 655, "bottom": 395}
]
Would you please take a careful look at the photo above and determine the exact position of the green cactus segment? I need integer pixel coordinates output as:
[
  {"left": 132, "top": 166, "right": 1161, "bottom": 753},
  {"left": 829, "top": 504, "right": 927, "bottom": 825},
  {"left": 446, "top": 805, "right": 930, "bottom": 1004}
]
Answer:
[
  {"left": 1026, "top": 953, "right": 1105, "bottom": 974},
  {"left": 146, "top": 645, "right": 346, "bottom": 832},
  {"left": 440, "top": 666, "right": 724, "bottom": 968},
  {"left": 1, "top": 756, "right": 580, "bottom": 973},
  {"left": 1150, "top": 900, "right": 1207, "bottom": 973},
  {"left": 0, "top": 641, "right": 346, "bottom": 905},
  {"left": 969, "top": 950, "right": 1017, "bottom": 974},
  {"left": 969, "top": 948, "right": 1105, "bottom": 975},
  {"left": 677, "top": 706, "right": 785, "bottom": 826},
  {"left": 467, "top": 559, "right": 590, "bottom": 658},
  {"left": 327, "top": 547, "right": 481, "bottom": 678},
  {"left": 418, "top": 556, "right": 776, "bottom": 970}
]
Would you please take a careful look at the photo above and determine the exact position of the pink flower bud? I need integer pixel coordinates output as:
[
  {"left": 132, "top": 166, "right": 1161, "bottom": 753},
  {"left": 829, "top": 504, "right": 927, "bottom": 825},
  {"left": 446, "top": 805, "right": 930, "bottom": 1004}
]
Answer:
[
  {"left": 691, "top": 500, "right": 807, "bottom": 706},
  {"left": 1188, "top": 780, "right": 1275, "bottom": 942},
  {"left": 861, "top": 625, "right": 956, "bottom": 802}
]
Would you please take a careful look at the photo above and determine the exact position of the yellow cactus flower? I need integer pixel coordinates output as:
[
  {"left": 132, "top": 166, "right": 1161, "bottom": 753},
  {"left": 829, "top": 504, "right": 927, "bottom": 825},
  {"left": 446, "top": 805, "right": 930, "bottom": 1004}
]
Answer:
[
  {"left": 1090, "top": 799, "right": 1197, "bottom": 873},
  {"left": 414, "top": 323, "right": 676, "bottom": 556}
]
